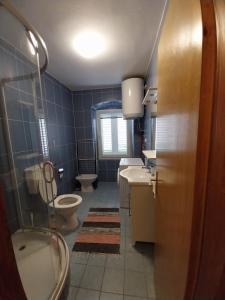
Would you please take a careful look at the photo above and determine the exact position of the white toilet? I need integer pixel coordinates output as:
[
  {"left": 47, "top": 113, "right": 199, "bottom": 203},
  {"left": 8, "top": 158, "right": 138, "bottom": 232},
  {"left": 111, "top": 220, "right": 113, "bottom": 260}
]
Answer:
[
  {"left": 25, "top": 164, "right": 82, "bottom": 231},
  {"left": 76, "top": 174, "right": 98, "bottom": 192}
]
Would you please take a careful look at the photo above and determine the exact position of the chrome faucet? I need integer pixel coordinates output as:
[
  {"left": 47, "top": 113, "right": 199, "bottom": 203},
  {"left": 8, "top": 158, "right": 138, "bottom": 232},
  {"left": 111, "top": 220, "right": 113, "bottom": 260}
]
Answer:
[{"left": 142, "top": 165, "right": 151, "bottom": 173}]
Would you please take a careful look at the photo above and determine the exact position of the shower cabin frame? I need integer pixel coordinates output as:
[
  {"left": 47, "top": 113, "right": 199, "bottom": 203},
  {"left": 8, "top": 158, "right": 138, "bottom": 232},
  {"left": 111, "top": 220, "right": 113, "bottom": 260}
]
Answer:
[
  {"left": 0, "top": 2, "right": 70, "bottom": 300},
  {"left": 0, "top": 0, "right": 49, "bottom": 228}
]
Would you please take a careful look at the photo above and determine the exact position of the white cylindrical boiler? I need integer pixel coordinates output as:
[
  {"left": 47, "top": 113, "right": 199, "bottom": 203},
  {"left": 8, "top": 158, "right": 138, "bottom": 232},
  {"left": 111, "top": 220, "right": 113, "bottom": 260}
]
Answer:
[{"left": 122, "top": 78, "right": 144, "bottom": 119}]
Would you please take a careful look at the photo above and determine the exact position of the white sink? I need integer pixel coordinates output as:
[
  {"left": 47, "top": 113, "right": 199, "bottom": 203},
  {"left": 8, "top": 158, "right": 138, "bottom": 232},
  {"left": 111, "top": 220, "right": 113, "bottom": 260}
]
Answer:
[{"left": 120, "top": 166, "right": 152, "bottom": 185}]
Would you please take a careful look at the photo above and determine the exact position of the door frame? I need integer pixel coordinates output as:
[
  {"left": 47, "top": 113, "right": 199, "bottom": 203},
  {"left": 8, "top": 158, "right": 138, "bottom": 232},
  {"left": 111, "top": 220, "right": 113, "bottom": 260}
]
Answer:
[{"left": 185, "top": 0, "right": 225, "bottom": 299}]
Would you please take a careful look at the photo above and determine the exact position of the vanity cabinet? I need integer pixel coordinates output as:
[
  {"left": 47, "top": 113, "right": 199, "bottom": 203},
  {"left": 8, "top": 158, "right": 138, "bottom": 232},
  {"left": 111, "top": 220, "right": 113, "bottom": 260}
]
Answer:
[
  {"left": 119, "top": 158, "right": 144, "bottom": 208},
  {"left": 130, "top": 184, "right": 155, "bottom": 243}
]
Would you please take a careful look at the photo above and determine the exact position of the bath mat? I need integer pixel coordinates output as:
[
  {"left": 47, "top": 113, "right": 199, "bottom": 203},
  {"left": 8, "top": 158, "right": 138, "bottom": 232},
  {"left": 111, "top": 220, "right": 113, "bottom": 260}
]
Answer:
[{"left": 73, "top": 207, "right": 120, "bottom": 254}]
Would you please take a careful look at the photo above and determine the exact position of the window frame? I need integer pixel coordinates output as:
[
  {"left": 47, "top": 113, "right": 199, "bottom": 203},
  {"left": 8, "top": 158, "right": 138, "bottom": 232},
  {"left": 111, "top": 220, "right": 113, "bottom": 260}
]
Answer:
[{"left": 96, "top": 109, "right": 132, "bottom": 160}]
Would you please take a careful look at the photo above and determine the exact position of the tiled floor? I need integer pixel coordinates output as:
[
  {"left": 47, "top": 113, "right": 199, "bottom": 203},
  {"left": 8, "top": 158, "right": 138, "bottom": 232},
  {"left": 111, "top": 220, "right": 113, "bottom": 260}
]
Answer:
[{"left": 64, "top": 182, "right": 155, "bottom": 300}]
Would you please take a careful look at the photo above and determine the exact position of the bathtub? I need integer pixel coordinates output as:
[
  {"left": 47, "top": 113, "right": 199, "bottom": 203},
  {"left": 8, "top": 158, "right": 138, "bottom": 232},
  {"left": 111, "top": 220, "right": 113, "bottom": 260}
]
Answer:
[{"left": 12, "top": 228, "right": 70, "bottom": 300}]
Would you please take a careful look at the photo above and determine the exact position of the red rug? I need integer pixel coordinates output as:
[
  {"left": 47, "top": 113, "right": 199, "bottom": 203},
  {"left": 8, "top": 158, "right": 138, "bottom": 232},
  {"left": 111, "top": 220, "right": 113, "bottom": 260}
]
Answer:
[{"left": 73, "top": 208, "right": 120, "bottom": 254}]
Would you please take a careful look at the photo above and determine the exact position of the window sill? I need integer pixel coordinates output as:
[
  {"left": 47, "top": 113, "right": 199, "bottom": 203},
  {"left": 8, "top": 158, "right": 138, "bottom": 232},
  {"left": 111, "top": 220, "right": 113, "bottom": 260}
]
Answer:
[{"left": 98, "top": 155, "right": 131, "bottom": 160}]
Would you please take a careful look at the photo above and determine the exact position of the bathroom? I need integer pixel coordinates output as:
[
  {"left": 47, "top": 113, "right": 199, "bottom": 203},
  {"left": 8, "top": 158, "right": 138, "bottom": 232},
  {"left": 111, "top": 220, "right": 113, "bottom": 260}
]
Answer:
[{"left": 0, "top": 1, "right": 225, "bottom": 300}]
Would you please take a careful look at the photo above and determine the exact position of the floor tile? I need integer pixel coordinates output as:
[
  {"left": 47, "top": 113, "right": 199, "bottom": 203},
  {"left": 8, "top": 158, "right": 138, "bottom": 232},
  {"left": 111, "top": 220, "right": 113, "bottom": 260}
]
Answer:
[
  {"left": 80, "top": 265, "right": 104, "bottom": 290},
  {"left": 124, "top": 296, "right": 149, "bottom": 300},
  {"left": 125, "top": 216, "right": 132, "bottom": 228},
  {"left": 146, "top": 272, "right": 156, "bottom": 298},
  {"left": 125, "top": 224, "right": 132, "bottom": 237},
  {"left": 120, "top": 236, "right": 126, "bottom": 251},
  {"left": 120, "top": 208, "right": 129, "bottom": 216},
  {"left": 125, "top": 237, "right": 138, "bottom": 253},
  {"left": 106, "top": 253, "right": 125, "bottom": 270},
  {"left": 75, "top": 288, "right": 100, "bottom": 300},
  {"left": 100, "top": 292, "right": 123, "bottom": 300},
  {"left": 71, "top": 252, "right": 89, "bottom": 265},
  {"left": 67, "top": 286, "right": 78, "bottom": 300},
  {"left": 64, "top": 183, "right": 156, "bottom": 299},
  {"left": 102, "top": 268, "right": 124, "bottom": 294},
  {"left": 70, "top": 263, "right": 86, "bottom": 287},
  {"left": 87, "top": 253, "right": 106, "bottom": 267},
  {"left": 124, "top": 270, "right": 148, "bottom": 298},
  {"left": 142, "top": 253, "right": 154, "bottom": 274},
  {"left": 125, "top": 252, "right": 145, "bottom": 272}
]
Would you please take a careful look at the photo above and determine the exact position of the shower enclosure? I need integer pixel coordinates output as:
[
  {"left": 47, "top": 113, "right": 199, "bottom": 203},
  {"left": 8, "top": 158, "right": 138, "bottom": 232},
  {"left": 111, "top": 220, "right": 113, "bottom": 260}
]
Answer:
[{"left": 0, "top": 1, "right": 69, "bottom": 299}]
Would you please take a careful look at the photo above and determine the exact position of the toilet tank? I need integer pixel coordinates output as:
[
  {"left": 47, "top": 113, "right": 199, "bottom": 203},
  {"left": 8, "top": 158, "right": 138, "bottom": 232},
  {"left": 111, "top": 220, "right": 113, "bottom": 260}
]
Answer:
[{"left": 24, "top": 164, "right": 42, "bottom": 194}]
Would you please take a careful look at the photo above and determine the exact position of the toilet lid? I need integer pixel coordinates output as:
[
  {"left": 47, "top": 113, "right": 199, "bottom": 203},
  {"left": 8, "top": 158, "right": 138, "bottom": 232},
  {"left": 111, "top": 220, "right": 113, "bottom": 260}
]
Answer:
[{"left": 39, "top": 177, "right": 57, "bottom": 203}]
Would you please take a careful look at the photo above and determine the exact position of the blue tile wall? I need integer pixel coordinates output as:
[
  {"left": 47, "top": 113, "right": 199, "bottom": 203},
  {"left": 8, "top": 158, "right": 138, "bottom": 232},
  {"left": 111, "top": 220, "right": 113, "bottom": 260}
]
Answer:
[
  {"left": 143, "top": 44, "right": 158, "bottom": 151},
  {"left": 41, "top": 73, "right": 77, "bottom": 194},
  {"left": 143, "top": 107, "right": 152, "bottom": 150},
  {"left": 73, "top": 87, "right": 133, "bottom": 182},
  {"left": 0, "top": 38, "right": 76, "bottom": 232}
]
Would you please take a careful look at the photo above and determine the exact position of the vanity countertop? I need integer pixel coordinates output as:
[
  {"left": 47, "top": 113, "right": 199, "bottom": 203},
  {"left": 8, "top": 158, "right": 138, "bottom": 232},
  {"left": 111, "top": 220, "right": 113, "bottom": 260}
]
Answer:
[
  {"left": 119, "top": 158, "right": 144, "bottom": 167},
  {"left": 120, "top": 166, "right": 152, "bottom": 186},
  {"left": 142, "top": 150, "right": 156, "bottom": 159}
]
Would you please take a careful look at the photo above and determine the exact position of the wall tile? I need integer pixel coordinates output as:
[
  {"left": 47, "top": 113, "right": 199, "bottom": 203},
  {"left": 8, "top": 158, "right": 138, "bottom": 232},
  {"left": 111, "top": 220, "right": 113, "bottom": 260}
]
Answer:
[
  {"left": 83, "top": 92, "right": 93, "bottom": 108},
  {"left": 44, "top": 76, "right": 55, "bottom": 103},
  {"left": 92, "top": 91, "right": 103, "bottom": 104},
  {"left": 54, "top": 83, "right": 62, "bottom": 106},
  {"left": 5, "top": 87, "right": 22, "bottom": 121},
  {"left": 55, "top": 105, "right": 64, "bottom": 125},
  {"left": 46, "top": 101, "right": 57, "bottom": 124},
  {"left": 24, "top": 122, "right": 40, "bottom": 152},
  {"left": 0, "top": 119, "right": 7, "bottom": 155},
  {"left": 73, "top": 93, "right": 84, "bottom": 111},
  {"left": 9, "top": 120, "right": 27, "bottom": 153}
]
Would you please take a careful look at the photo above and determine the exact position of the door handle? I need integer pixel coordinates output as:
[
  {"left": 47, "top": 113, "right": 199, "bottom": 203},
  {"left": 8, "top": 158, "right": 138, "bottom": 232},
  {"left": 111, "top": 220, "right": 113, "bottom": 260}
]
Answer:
[{"left": 150, "top": 171, "right": 158, "bottom": 197}]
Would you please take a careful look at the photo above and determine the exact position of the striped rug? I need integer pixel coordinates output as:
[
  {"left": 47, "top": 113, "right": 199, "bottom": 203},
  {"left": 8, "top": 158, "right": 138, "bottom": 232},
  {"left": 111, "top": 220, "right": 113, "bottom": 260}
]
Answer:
[{"left": 73, "top": 208, "right": 120, "bottom": 254}]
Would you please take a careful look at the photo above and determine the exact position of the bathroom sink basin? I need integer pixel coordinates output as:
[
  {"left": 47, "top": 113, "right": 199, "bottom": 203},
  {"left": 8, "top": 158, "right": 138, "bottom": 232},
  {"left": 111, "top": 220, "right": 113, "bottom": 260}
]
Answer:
[{"left": 120, "top": 166, "right": 152, "bottom": 185}]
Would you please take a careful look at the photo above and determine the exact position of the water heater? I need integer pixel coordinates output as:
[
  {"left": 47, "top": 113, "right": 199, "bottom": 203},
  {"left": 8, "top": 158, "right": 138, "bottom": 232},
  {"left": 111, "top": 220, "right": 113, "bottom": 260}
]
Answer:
[{"left": 122, "top": 78, "right": 144, "bottom": 119}]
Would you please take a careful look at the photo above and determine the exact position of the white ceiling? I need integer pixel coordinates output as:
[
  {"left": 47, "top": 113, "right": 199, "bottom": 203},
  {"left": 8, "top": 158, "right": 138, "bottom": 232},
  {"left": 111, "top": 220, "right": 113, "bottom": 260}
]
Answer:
[{"left": 12, "top": 0, "right": 166, "bottom": 90}]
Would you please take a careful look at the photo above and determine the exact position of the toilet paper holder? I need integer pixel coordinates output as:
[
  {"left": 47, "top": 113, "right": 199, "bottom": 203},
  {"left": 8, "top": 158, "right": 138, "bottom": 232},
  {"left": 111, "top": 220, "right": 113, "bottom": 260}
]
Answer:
[{"left": 58, "top": 168, "right": 64, "bottom": 179}]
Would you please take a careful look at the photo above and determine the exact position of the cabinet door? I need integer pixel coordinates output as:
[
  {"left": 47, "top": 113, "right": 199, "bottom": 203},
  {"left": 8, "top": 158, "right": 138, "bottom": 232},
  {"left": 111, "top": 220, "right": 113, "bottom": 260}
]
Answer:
[{"left": 131, "top": 186, "right": 155, "bottom": 243}]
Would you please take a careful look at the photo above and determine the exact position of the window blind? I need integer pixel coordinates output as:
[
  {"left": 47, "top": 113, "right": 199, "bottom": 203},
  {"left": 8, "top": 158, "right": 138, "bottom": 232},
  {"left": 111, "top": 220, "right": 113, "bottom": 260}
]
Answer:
[
  {"left": 101, "top": 118, "right": 112, "bottom": 154},
  {"left": 38, "top": 118, "right": 49, "bottom": 159},
  {"left": 117, "top": 118, "right": 127, "bottom": 153},
  {"left": 97, "top": 109, "right": 130, "bottom": 158}
]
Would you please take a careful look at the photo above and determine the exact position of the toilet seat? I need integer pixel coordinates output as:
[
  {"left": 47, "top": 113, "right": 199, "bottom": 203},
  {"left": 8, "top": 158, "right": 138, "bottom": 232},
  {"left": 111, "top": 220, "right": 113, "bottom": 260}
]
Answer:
[
  {"left": 49, "top": 194, "right": 82, "bottom": 209},
  {"left": 39, "top": 177, "right": 82, "bottom": 209}
]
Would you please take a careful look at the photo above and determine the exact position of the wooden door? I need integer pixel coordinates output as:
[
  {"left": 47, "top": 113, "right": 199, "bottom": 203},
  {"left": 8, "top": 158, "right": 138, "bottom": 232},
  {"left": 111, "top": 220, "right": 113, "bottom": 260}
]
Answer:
[{"left": 154, "top": 0, "right": 203, "bottom": 299}]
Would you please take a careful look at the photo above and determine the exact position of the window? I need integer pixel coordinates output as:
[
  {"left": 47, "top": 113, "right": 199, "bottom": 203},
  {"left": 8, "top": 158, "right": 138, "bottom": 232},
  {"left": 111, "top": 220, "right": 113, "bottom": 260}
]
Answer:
[
  {"left": 38, "top": 118, "right": 49, "bottom": 159},
  {"left": 97, "top": 109, "right": 131, "bottom": 159}
]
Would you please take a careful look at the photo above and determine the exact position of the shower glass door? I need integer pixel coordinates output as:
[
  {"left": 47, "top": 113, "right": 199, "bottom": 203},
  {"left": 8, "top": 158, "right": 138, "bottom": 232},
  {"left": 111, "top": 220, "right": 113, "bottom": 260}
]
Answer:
[{"left": 0, "top": 5, "right": 53, "bottom": 229}]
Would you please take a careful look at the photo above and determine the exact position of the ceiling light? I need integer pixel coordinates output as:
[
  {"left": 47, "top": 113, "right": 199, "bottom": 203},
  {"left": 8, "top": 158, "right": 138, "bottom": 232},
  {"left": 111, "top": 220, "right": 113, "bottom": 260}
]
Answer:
[{"left": 73, "top": 31, "right": 106, "bottom": 59}]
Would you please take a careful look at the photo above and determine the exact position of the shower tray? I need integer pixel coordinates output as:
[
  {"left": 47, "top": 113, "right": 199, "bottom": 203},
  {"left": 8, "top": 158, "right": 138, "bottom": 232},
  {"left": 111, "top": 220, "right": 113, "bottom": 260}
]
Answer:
[{"left": 12, "top": 228, "right": 70, "bottom": 300}]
